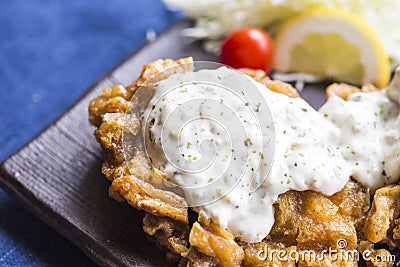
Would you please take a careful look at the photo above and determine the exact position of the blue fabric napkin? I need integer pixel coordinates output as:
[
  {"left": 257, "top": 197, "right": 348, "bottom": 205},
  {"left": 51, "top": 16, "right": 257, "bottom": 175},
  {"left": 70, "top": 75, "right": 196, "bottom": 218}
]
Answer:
[{"left": 0, "top": 0, "right": 181, "bottom": 265}]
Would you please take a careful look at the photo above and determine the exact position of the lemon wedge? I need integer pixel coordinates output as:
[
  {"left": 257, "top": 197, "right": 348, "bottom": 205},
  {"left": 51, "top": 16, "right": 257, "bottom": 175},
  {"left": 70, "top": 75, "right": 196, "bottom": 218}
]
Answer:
[{"left": 273, "top": 7, "right": 390, "bottom": 88}]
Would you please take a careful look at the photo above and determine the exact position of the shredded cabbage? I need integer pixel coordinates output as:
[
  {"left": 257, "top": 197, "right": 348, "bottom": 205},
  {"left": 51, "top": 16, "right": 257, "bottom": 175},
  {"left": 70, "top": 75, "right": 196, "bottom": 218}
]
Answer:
[{"left": 164, "top": 0, "right": 400, "bottom": 64}]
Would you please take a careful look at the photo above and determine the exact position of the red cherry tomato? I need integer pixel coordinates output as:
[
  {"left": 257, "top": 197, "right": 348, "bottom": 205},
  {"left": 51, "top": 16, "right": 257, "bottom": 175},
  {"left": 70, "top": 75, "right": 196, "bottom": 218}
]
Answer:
[{"left": 220, "top": 27, "right": 274, "bottom": 74}]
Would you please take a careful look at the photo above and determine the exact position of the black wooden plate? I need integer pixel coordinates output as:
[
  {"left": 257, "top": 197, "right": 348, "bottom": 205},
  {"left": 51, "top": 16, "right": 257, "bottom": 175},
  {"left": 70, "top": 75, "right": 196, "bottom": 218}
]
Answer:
[{"left": 0, "top": 21, "right": 329, "bottom": 267}]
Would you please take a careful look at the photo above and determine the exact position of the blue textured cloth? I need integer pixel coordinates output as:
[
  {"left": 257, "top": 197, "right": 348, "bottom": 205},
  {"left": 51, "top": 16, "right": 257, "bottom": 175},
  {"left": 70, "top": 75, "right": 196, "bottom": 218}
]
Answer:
[{"left": 0, "top": 1, "right": 181, "bottom": 266}]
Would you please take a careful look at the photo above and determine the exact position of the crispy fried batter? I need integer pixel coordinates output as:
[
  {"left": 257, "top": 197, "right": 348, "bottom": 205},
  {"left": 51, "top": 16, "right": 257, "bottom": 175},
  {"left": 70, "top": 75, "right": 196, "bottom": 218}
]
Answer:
[
  {"left": 109, "top": 175, "right": 187, "bottom": 222},
  {"left": 88, "top": 57, "right": 193, "bottom": 127},
  {"left": 326, "top": 83, "right": 361, "bottom": 100},
  {"left": 296, "top": 190, "right": 357, "bottom": 251},
  {"left": 89, "top": 58, "right": 398, "bottom": 266},
  {"left": 88, "top": 85, "right": 132, "bottom": 127},
  {"left": 143, "top": 213, "right": 190, "bottom": 263},
  {"left": 326, "top": 82, "right": 380, "bottom": 100},
  {"left": 358, "top": 240, "right": 394, "bottom": 267},
  {"left": 364, "top": 185, "right": 400, "bottom": 247},
  {"left": 361, "top": 83, "right": 380, "bottom": 93},
  {"left": 189, "top": 221, "right": 244, "bottom": 267},
  {"left": 240, "top": 241, "right": 297, "bottom": 267},
  {"left": 269, "top": 180, "right": 368, "bottom": 252},
  {"left": 239, "top": 68, "right": 300, "bottom": 98},
  {"left": 329, "top": 179, "right": 371, "bottom": 238},
  {"left": 91, "top": 59, "right": 195, "bottom": 225},
  {"left": 93, "top": 110, "right": 188, "bottom": 223},
  {"left": 263, "top": 181, "right": 369, "bottom": 267},
  {"left": 270, "top": 190, "right": 358, "bottom": 251},
  {"left": 297, "top": 249, "right": 358, "bottom": 267},
  {"left": 182, "top": 247, "right": 219, "bottom": 267}
]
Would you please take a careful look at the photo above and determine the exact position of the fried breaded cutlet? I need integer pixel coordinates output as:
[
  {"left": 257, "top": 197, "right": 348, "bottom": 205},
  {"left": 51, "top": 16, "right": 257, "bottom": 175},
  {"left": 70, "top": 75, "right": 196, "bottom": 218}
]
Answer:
[{"left": 88, "top": 57, "right": 399, "bottom": 267}]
